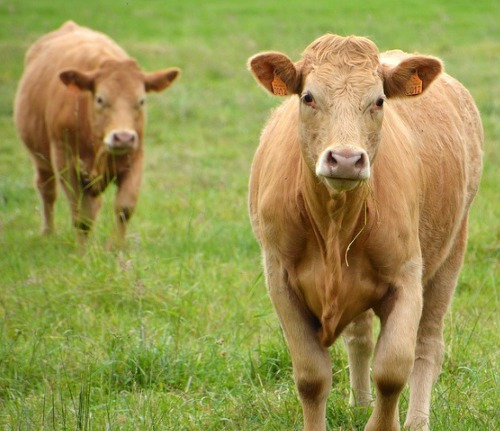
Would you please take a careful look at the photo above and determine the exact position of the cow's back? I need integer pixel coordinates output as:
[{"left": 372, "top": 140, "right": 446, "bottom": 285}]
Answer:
[{"left": 14, "top": 21, "right": 128, "bottom": 154}]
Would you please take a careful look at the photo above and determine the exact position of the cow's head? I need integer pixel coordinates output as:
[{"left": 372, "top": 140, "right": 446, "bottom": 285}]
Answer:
[
  {"left": 249, "top": 34, "right": 442, "bottom": 192},
  {"left": 60, "top": 59, "right": 180, "bottom": 155}
]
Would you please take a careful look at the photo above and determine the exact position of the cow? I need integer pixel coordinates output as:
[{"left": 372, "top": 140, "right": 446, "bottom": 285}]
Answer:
[
  {"left": 248, "top": 34, "right": 483, "bottom": 431},
  {"left": 14, "top": 21, "right": 180, "bottom": 242}
]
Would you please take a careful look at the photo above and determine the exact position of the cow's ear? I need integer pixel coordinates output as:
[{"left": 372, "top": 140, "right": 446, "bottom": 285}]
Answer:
[
  {"left": 144, "top": 67, "right": 180, "bottom": 92},
  {"left": 382, "top": 56, "right": 443, "bottom": 98},
  {"left": 59, "top": 70, "right": 95, "bottom": 92},
  {"left": 248, "top": 51, "right": 301, "bottom": 96}
]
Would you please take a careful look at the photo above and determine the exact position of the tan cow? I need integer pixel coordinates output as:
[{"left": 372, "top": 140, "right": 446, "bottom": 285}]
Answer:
[
  {"left": 248, "top": 34, "right": 482, "bottom": 431},
  {"left": 14, "top": 21, "right": 180, "bottom": 241}
]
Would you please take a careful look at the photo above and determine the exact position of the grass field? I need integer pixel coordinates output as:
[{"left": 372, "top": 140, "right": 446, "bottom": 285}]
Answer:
[{"left": 0, "top": 0, "right": 498, "bottom": 430}]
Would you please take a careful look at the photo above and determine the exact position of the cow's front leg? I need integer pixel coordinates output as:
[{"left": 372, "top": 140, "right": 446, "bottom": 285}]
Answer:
[
  {"left": 77, "top": 192, "right": 102, "bottom": 238},
  {"left": 342, "top": 309, "right": 374, "bottom": 407},
  {"left": 264, "top": 253, "right": 331, "bottom": 431},
  {"left": 58, "top": 163, "right": 101, "bottom": 239},
  {"left": 114, "top": 159, "right": 142, "bottom": 244},
  {"left": 365, "top": 261, "right": 423, "bottom": 431}
]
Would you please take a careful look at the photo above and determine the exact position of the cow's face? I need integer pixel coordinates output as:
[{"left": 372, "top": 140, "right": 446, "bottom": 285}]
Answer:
[
  {"left": 249, "top": 34, "right": 442, "bottom": 193},
  {"left": 298, "top": 54, "right": 384, "bottom": 192},
  {"left": 60, "top": 60, "right": 180, "bottom": 155}
]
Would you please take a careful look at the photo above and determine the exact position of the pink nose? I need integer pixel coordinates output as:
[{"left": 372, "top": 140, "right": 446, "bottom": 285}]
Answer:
[
  {"left": 316, "top": 147, "right": 370, "bottom": 180},
  {"left": 105, "top": 130, "right": 139, "bottom": 153},
  {"left": 112, "top": 131, "right": 137, "bottom": 148}
]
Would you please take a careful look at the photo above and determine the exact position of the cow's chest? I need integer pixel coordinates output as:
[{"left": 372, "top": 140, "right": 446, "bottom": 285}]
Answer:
[
  {"left": 75, "top": 152, "right": 134, "bottom": 195},
  {"left": 290, "top": 239, "right": 382, "bottom": 327}
]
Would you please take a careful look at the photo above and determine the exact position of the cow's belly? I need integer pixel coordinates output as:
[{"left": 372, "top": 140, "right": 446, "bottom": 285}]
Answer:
[{"left": 417, "top": 167, "right": 469, "bottom": 283}]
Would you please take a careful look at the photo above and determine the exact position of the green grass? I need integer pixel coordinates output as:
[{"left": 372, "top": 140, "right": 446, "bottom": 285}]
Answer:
[{"left": 0, "top": 0, "right": 498, "bottom": 429}]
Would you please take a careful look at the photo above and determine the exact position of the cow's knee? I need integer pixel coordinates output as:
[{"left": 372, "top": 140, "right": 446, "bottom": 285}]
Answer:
[
  {"left": 297, "top": 376, "right": 330, "bottom": 404},
  {"left": 75, "top": 219, "right": 92, "bottom": 233},
  {"left": 365, "top": 359, "right": 410, "bottom": 431},
  {"left": 113, "top": 206, "right": 135, "bottom": 244},
  {"left": 373, "top": 348, "right": 413, "bottom": 398},
  {"left": 117, "top": 207, "right": 133, "bottom": 224}
]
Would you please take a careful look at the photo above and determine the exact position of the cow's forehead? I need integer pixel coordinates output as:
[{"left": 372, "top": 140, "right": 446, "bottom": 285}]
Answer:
[
  {"left": 95, "top": 59, "right": 144, "bottom": 93},
  {"left": 301, "top": 35, "right": 382, "bottom": 100},
  {"left": 98, "top": 59, "right": 142, "bottom": 75}
]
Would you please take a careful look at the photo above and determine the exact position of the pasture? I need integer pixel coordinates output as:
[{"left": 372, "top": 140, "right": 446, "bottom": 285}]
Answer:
[{"left": 0, "top": 0, "right": 498, "bottom": 430}]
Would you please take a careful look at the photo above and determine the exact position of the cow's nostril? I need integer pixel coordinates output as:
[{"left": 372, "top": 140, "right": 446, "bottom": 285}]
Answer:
[
  {"left": 355, "top": 153, "right": 366, "bottom": 168},
  {"left": 327, "top": 151, "right": 338, "bottom": 167}
]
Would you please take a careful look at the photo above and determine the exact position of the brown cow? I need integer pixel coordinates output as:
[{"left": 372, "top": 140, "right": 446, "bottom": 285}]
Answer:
[
  {"left": 248, "top": 34, "right": 482, "bottom": 431},
  {"left": 14, "top": 21, "right": 180, "bottom": 241}
]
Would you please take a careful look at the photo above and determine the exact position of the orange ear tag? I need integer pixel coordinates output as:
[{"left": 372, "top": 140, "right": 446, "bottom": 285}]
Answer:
[
  {"left": 271, "top": 75, "right": 288, "bottom": 96},
  {"left": 405, "top": 71, "right": 423, "bottom": 96}
]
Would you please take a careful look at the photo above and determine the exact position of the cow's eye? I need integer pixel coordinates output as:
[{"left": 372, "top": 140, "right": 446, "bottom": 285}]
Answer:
[
  {"left": 376, "top": 98, "right": 384, "bottom": 107},
  {"left": 138, "top": 98, "right": 145, "bottom": 108},
  {"left": 95, "top": 95, "right": 105, "bottom": 106},
  {"left": 302, "top": 92, "right": 316, "bottom": 108}
]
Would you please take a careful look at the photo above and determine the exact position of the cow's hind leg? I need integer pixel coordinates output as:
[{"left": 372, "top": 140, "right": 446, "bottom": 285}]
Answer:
[
  {"left": 34, "top": 163, "right": 57, "bottom": 234},
  {"left": 24, "top": 133, "right": 55, "bottom": 234},
  {"left": 342, "top": 309, "right": 374, "bottom": 407},
  {"left": 405, "top": 219, "right": 468, "bottom": 431},
  {"left": 365, "top": 261, "right": 423, "bottom": 431},
  {"left": 264, "top": 253, "right": 331, "bottom": 431}
]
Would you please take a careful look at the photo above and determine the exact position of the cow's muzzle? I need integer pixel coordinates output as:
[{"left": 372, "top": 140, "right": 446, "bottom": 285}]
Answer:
[
  {"left": 104, "top": 129, "right": 139, "bottom": 155},
  {"left": 316, "top": 146, "right": 370, "bottom": 191}
]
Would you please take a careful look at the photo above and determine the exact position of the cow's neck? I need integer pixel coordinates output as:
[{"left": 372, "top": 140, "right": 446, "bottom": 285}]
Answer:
[
  {"left": 299, "top": 158, "right": 371, "bottom": 346},
  {"left": 300, "top": 159, "right": 369, "bottom": 255}
]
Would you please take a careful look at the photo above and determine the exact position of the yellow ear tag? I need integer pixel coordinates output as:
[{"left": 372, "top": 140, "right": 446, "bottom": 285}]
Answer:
[
  {"left": 405, "top": 71, "right": 423, "bottom": 96},
  {"left": 271, "top": 75, "right": 288, "bottom": 96}
]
